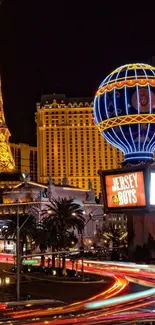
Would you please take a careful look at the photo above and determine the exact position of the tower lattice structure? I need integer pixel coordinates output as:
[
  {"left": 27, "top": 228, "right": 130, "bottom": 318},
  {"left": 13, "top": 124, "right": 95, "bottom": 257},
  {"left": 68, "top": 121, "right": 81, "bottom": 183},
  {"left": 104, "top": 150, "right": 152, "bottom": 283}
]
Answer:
[{"left": 0, "top": 77, "right": 15, "bottom": 172}]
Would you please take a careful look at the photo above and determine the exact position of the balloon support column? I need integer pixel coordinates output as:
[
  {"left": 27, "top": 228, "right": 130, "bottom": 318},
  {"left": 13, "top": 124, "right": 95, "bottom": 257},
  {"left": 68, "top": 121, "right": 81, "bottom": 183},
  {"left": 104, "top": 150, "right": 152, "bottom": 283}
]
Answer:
[{"left": 127, "top": 212, "right": 155, "bottom": 260}]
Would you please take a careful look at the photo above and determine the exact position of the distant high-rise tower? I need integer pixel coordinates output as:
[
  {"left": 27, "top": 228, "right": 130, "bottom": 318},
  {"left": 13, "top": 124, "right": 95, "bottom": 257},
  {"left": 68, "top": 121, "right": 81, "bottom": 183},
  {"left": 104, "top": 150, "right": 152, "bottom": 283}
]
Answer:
[
  {"left": 148, "top": 56, "right": 155, "bottom": 66},
  {"left": 0, "top": 77, "right": 15, "bottom": 172},
  {"left": 10, "top": 143, "right": 37, "bottom": 182}
]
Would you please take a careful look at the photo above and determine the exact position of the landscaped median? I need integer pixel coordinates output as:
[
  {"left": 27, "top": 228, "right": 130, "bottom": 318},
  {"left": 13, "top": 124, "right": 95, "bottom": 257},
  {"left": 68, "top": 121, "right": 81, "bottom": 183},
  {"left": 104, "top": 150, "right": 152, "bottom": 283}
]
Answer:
[
  {"left": 25, "top": 271, "right": 105, "bottom": 283},
  {"left": 1, "top": 262, "right": 114, "bottom": 303},
  {"left": 11, "top": 265, "right": 109, "bottom": 283}
]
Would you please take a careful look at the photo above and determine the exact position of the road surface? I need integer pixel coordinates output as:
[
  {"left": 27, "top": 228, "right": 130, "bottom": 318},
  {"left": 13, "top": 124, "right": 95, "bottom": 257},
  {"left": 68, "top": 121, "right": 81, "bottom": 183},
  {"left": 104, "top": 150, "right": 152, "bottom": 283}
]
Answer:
[{"left": 0, "top": 255, "right": 155, "bottom": 323}]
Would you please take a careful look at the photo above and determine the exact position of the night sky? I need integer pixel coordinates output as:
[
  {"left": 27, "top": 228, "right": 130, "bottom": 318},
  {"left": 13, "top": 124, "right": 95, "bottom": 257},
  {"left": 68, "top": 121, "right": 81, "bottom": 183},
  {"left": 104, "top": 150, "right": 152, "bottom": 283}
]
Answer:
[{"left": 1, "top": 1, "right": 155, "bottom": 146}]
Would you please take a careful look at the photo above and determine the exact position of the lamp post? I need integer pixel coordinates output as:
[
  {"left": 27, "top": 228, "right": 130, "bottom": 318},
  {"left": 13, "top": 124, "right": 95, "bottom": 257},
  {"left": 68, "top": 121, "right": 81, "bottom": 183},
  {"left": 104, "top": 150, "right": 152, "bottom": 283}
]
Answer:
[
  {"left": 16, "top": 201, "right": 36, "bottom": 301},
  {"left": 80, "top": 211, "right": 94, "bottom": 280},
  {"left": 15, "top": 200, "right": 44, "bottom": 301},
  {"left": 16, "top": 200, "right": 20, "bottom": 301},
  {"left": 0, "top": 277, "right": 10, "bottom": 302},
  {"left": 80, "top": 230, "right": 84, "bottom": 280},
  {"left": 80, "top": 209, "right": 104, "bottom": 279},
  {"left": 0, "top": 199, "right": 47, "bottom": 301}
]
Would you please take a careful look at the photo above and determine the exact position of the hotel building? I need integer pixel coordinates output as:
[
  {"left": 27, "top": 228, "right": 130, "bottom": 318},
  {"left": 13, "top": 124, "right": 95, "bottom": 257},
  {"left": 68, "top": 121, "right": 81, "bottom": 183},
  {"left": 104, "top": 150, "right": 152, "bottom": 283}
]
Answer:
[
  {"left": 10, "top": 143, "right": 37, "bottom": 182},
  {"left": 36, "top": 94, "right": 123, "bottom": 196}
]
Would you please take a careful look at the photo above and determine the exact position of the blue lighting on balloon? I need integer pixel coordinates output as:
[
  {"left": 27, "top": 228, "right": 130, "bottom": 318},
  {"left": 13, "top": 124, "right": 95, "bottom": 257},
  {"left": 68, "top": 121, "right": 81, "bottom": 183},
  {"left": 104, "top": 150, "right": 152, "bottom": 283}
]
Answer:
[
  {"left": 104, "top": 90, "right": 110, "bottom": 119},
  {"left": 102, "top": 131, "right": 126, "bottom": 153},
  {"left": 142, "top": 84, "right": 151, "bottom": 151},
  {"left": 94, "top": 63, "right": 155, "bottom": 163},
  {"left": 93, "top": 96, "right": 100, "bottom": 124},
  {"left": 114, "top": 70, "right": 132, "bottom": 152},
  {"left": 124, "top": 68, "right": 136, "bottom": 152}
]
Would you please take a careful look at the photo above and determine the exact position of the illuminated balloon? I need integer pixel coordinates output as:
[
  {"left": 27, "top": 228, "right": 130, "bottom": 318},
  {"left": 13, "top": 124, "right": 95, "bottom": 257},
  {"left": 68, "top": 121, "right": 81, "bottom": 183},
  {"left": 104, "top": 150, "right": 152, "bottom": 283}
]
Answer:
[{"left": 94, "top": 63, "right": 155, "bottom": 163}]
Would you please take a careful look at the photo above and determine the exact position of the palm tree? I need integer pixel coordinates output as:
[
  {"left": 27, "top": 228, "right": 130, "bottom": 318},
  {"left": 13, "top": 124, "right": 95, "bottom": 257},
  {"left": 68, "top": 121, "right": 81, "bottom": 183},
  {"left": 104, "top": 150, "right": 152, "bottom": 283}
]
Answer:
[
  {"left": 34, "top": 221, "right": 50, "bottom": 267},
  {"left": 65, "top": 231, "right": 78, "bottom": 248},
  {"left": 40, "top": 217, "right": 60, "bottom": 268},
  {"left": 94, "top": 224, "right": 127, "bottom": 248},
  {"left": 42, "top": 197, "right": 85, "bottom": 269},
  {"left": 2, "top": 214, "right": 36, "bottom": 256},
  {"left": 34, "top": 217, "right": 61, "bottom": 268},
  {"left": 103, "top": 225, "right": 127, "bottom": 248}
]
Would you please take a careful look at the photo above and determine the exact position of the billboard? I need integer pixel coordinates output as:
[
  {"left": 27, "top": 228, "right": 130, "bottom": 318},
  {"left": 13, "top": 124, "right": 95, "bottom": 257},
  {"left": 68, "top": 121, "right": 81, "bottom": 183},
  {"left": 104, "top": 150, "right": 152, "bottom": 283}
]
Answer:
[
  {"left": 99, "top": 166, "right": 155, "bottom": 213},
  {"left": 150, "top": 172, "right": 155, "bottom": 205},
  {"left": 105, "top": 171, "right": 146, "bottom": 208}
]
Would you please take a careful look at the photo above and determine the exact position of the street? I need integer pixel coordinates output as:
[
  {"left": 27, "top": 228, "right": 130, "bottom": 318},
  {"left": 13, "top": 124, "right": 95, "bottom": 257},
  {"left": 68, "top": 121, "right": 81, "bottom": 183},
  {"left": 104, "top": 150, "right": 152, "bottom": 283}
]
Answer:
[{"left": 0, "top": 265, "right": 111, "bottom": 303}]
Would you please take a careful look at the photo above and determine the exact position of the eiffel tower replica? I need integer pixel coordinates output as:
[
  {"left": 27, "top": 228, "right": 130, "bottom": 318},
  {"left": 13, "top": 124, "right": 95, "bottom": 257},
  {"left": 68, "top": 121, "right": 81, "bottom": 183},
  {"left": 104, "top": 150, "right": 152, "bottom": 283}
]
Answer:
[{"left": 0, "top": 77, "right": 15, "bottom": 172}]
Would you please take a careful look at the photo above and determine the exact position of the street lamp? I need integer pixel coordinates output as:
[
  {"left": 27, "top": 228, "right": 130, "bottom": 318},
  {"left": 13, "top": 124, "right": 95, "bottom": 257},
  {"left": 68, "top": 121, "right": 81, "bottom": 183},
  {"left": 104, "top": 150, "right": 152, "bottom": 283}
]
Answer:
[
  {"left": 80, "top": 212, "right": 94, "bottom": 280},
  {"left": 0, "top": 276, "right": 10, "bottom": 301},
  {"left": 5, "top": 277, "right": 10, "bottom": 285},
  {"left": 16, "top": 200, "right": 44, "bottom": 301},
  {"left": 16, "top": 200, "right": 34, "bottom": 301},
  {"left": 0, "top": 199, "right": 50, "bottom": 302},
  {"left": 16, "top": 200, "right": 20, "bottom": 301}
]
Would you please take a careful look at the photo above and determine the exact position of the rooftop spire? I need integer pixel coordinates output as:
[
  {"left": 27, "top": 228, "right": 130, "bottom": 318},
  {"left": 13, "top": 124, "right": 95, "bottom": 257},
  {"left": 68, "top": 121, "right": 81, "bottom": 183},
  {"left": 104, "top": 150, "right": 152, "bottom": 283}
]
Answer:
[
  {"left": 0, "top": 77, "right": 6, "bottom": 126},
  {"left": 0, "top": 76, "right": 15, "bottom": 172}
]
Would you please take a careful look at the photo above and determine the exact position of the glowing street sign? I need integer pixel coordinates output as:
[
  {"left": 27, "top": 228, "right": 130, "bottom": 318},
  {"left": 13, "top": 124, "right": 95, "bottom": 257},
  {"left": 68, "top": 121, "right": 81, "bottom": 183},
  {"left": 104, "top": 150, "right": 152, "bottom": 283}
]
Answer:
[{"left": 22, "top": 259, "right": 38, "bottom": 265}]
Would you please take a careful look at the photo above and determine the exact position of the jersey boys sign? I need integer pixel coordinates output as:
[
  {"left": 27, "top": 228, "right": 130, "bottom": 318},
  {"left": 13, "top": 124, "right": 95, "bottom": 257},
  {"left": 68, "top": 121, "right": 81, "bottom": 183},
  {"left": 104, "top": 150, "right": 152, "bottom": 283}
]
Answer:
[{"left": 105, "top": 171, "right": 146, "bottom": 208}]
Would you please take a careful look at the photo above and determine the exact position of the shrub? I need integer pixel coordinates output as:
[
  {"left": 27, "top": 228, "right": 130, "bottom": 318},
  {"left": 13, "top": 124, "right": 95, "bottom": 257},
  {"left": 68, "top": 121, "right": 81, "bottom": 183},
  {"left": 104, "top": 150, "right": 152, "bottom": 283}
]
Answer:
[{"left": 67, "top": 269, "right": 76, "bottom": 277}]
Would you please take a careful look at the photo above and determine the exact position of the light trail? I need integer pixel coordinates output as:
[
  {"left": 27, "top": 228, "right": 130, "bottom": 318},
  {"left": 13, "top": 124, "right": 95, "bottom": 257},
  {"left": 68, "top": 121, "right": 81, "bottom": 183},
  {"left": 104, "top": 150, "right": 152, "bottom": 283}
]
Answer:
[
  {"left": 8, "top": 267, "right": 128, "bottom": 319},
  {"left": 85, "top": 287, "right": 155, "bottom": 309},
  {"left": 1, "top": 254, "right": 155, "bottom": 323}
]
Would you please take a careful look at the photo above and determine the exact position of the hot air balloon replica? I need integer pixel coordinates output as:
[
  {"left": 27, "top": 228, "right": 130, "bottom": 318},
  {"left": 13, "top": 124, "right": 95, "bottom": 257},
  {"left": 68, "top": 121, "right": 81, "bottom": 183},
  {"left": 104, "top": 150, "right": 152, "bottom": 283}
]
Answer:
[
  {"left": 95, "top": 63, "right": 155, "bottom": 255},
  {"left": 94, "top": 63, "right": 155, "bottom": 163}
]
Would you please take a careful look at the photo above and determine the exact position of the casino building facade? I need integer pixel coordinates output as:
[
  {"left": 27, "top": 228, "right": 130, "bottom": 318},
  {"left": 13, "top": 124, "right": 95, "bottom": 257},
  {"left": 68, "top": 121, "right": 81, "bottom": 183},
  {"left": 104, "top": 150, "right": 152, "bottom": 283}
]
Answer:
[{"left": 0, "top": 73, "right": 126, "bottom": 237}]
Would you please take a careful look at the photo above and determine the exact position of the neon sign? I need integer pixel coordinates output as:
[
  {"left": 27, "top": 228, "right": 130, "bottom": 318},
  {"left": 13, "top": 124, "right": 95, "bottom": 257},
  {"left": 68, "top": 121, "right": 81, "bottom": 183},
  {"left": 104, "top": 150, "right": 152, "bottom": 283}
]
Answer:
[
  {"left": 94, "top": 63, "right": 155, "bottom": 162},
  {"left": 105, "top": 171, "right": 146, "bottom": 208}
]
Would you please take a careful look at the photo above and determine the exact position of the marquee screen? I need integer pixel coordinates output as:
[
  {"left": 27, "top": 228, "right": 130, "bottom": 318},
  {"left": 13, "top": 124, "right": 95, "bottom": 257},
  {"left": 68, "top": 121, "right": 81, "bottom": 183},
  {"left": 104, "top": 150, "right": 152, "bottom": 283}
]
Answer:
[
  {"left": 150, "top": 172, "right": 155, "bottom": 205},
  {"left": 105, "top": 171, "right": 146, "bottom": 208}
]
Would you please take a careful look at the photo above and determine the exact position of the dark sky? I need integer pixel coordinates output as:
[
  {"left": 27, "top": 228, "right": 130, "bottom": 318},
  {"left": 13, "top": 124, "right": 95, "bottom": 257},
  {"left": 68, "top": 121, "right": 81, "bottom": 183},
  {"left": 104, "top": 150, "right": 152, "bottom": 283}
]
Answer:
[{"left": 1, "top": 1, "right": 155, "bottom": 146}]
